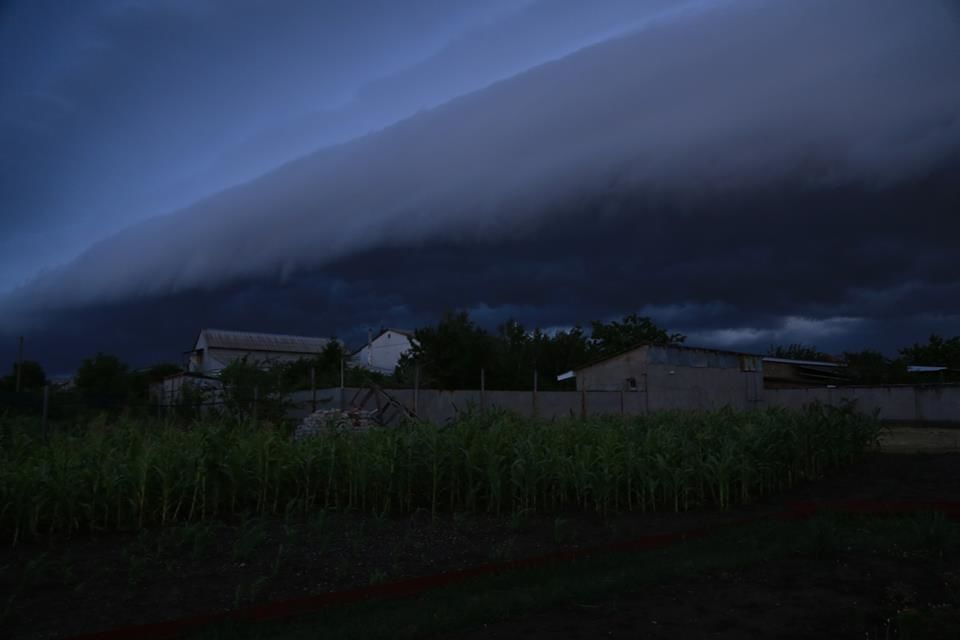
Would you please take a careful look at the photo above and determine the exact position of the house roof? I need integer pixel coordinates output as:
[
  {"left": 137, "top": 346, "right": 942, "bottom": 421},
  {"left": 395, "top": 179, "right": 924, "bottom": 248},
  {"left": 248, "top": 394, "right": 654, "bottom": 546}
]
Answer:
[
  {"left": 381, "top": 328, "right": 415, "bottom": 338},
  {"left": 574, "top": 342, "right": 762, "bottom": 372},
  {"left": 195, "top": 329, "right": 336, "bottom": 355}
]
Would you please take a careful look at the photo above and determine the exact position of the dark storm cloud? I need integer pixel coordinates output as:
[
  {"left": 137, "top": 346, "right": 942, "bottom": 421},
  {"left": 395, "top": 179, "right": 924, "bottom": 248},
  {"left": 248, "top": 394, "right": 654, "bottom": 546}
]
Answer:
[
  {"left": 1, "top": 0, "right": 678, "bottom": 292},
  {"left": 8, "top": 156, "right": 959, "bottom": 374},
  {"left": 2, "top": 0, "right": 959, "bottom": 371},
  {"left": 0, "top": 0, "right": 531, "bottom": 288}
]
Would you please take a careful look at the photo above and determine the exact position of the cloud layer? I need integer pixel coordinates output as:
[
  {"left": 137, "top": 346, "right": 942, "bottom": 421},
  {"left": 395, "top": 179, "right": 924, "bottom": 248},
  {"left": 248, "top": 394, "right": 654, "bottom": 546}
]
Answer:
[{"left": 2, "top": 0, "right": 959, "bottom": 371}]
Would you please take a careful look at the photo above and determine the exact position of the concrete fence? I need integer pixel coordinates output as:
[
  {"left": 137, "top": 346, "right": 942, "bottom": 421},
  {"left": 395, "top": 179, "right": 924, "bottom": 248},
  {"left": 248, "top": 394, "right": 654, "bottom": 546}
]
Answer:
[
  {"left": 287, "top": 383, "right": 960, "bottom": 425},
  {"left": 288, "top": 384, "right": 744, "bottom": 424},
  {"left": 761, "top": 384, "right": 960, "bottom": 424}
]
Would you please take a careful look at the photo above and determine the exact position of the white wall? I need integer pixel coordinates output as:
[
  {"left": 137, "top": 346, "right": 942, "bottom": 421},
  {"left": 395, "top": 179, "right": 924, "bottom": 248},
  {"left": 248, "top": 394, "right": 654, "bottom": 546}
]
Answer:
[{"left": 352, "top": 331, "right": 413, "bottom": 374}]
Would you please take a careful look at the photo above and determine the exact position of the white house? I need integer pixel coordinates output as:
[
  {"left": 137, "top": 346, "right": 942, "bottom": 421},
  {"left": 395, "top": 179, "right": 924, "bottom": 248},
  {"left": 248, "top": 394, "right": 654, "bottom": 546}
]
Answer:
[
  {"left": 186, "top": 329, "right": 337, "bottom": 375},
  {"left": 350, "top": 328, "right": 415, "bottom": 374}
]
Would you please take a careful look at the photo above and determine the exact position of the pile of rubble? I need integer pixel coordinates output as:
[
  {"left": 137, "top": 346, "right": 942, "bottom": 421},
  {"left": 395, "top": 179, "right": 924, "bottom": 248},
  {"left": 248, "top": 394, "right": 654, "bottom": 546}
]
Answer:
[{"left": 293, "top": 408, "right": 380, "bottom": 440}]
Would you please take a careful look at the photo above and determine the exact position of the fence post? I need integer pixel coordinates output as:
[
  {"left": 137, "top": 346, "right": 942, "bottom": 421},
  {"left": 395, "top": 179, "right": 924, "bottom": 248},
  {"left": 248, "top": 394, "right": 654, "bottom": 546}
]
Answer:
[
  {"left": 41, "top": 384, "right": 49, "bottom": 439},
  {"left": 643, "top": 373, "right": 650, "bottom": 415},
  {"left": 310, "top": 367, "right": 317, "bottom": 413},
  {"left": 15, "top": 336, "right": 23, "bottom": 393},
  {"left": 414, "top": 363, "right": 420, "bottom": 417},
  {"left": 480, "top": 368, "right": 486, "bottom": 410}
]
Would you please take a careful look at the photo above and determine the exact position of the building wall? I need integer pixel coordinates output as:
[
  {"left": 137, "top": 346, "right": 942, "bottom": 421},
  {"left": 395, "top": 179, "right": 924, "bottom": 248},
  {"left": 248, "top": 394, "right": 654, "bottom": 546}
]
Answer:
[
  {"left": 352, "top": 331, "right": 413, "bottom": 374},
  {"left": 196, "top": 348, "right": 315, "bottom": 374},
  {"left": 575, "top": 345, "right": 763, "bottom": 410},
  {"left": 575, "top": 346, "right": 650, "bottom": 391}
]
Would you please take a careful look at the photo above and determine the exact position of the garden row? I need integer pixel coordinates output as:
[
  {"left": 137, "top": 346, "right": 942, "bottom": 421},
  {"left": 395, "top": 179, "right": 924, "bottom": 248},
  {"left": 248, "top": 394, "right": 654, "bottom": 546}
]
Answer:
[{"left": 0, "top": 404, "right": 879, "bottom": 543}]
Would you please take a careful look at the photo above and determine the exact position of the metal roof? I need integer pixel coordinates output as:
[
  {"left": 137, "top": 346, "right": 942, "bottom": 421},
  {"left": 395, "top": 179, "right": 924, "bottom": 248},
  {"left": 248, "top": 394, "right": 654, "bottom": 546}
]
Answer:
[
  {"left": 762, "top": 357, "right": 845, "bottom": 368},
  {"left": 197, "top": 329, "right": 335, "bottom": 354}
]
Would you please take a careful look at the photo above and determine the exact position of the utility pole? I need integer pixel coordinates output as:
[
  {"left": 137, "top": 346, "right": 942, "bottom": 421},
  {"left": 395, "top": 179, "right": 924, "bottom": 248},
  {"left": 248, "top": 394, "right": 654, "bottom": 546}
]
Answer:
[{"left": 15, "top": 336, "right": 24, "bottom": 393}]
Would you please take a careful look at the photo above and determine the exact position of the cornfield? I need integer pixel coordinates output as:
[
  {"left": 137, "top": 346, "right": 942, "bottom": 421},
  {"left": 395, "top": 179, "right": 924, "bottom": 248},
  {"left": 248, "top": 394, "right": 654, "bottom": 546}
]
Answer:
[{"left": 0, "top": 404, "right": 879, "bottom": 543}]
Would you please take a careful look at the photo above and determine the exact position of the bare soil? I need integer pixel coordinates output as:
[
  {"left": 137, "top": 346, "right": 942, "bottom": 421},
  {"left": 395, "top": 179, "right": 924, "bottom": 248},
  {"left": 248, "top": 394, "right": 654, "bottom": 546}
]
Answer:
[
  {"left": 454, "top": 552, "right": 960, "bottom": 640},
  {"left": 3, "top": 452, "right": 959, "bottom": 640}
]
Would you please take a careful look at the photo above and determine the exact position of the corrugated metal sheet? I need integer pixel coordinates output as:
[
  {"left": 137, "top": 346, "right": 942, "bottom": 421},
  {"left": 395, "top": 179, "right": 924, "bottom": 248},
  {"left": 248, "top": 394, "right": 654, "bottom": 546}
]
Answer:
[{"left": 200, "top": 329, "right": 333, "bottom": 354}]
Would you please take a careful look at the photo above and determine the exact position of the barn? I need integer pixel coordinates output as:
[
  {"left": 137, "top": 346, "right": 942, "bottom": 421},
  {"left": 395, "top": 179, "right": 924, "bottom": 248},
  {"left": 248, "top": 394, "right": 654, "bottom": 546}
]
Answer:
[
  {"left": 186, "top": 329, "right": 337, "bottom": 375},
  {"left": 562, "top": 343, "right": 765, "bottom": 411}
]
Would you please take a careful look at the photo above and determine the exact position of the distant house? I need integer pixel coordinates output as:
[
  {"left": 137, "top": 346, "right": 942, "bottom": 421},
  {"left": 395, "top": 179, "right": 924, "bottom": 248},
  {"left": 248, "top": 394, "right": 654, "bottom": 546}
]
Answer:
[
  {"left": 350, "top": 328, "right": 415, "bottom": 375},
  {"left": 761, "top": 357, "right": 849, "bottom": 389},
  {"left": 186, "top": 329, "right": 338, "bottom": 375},
  {"left": 558, "top": 343, "right": 764, "bottom": 411}
]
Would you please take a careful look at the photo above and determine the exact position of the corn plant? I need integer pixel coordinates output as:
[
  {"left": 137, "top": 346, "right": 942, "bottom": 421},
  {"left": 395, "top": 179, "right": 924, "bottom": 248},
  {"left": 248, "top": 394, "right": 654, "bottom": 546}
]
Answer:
[{"left": 0, "top": 403, "right": 879, "bottom": 543}]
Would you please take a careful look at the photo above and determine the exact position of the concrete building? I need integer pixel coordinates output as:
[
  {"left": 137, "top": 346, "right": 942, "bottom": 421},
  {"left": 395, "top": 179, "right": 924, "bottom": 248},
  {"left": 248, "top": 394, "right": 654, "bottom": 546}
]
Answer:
[
  {"left": 186, "top": 329, "right": 337, "bottom": 375},
  {"left": 562, "top": 343, "right": 765, "bottom": 411},
  {"left": 350, "top": 328, "right": 415, "bottom": 374}
]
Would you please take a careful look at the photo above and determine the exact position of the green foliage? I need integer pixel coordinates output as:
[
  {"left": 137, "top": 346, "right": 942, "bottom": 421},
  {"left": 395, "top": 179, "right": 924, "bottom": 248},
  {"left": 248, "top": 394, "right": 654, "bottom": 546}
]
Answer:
[
  {"left": 400, "top": 311, "right": 494, "bottom": 389},
  {"left": 75, "top": 353, "right": 131, "bottom": 409},
  {"left": 843, "top": 350, "right": 910, "bottom": 385},
  {"left": 899, "top": 334, "right": 960, "bottom": 369},
  {"left": 280, "top": 342, "right": 350, "bottom": 390},
  {"left": 589, "top": 313, "right": 686, "bottom": 357},
  {"left": 768, "top": 343, "right": 834, "bottom": 362},
  {"left": 0, "top": 404, "right": 879, "bottom": 543},
  {"left": 0, "top": 360, "right": 46, "bottom": 392},
  {"left": 219, "top": 357, "right": 289, "bottom": 421}
]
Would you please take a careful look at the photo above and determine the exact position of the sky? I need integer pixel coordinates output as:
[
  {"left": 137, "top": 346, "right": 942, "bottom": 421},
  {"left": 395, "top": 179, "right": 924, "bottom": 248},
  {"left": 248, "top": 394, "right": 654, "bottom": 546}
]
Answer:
[{"left": 1, "top": 0, "right": 959, "bottom": 375}]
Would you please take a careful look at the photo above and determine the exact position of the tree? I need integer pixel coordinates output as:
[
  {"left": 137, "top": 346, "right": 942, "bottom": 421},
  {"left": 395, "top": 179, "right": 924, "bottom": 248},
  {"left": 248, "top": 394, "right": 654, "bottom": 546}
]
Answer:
[
  {"left": 75, "top": 353, "right": 131, "bottom": 409},
  {"left": 398, "top": 311, "right": 496, "bottom": 389},
  {"left": 279, "top": 341, "right": 349, "bottom": 390},
  {"left": 768, "top": 343, "right": 834, "bottom": 362},
  {"left": 589, "top": 313, "right": 685, "bottom": 358},
  {"left": 0, "top": 360, "right": 46, "bottom": 392},
  {"left": 219, "top": 357, "right": 288, "bottom": 421},
  {"left": 129, "top": 362, "right": 182, "bottom": 403},
  {"left": 899, "top": 334, "right": 960, "bottom": 368},
  {"left": 843, "top": 350, "right": 908, "bottom": 385}
]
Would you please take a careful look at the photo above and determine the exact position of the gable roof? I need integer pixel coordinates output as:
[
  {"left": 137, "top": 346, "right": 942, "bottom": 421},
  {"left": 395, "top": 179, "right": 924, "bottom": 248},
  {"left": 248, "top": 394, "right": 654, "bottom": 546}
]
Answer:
[
  {"left": 194, "top": 329, "right": 335, "bottom": 355},
  {"left": 349, "top": 328, "right": 416, "bottom": 356},
  {"left": 574, "top": 342, "right": 762, "bottom": 372}
]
